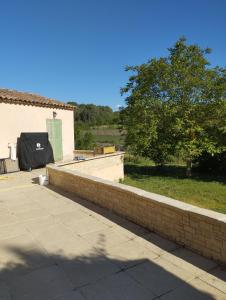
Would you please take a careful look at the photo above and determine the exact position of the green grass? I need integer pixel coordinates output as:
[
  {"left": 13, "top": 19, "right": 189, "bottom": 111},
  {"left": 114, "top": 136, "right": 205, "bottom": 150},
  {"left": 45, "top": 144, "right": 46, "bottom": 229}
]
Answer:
[{"left": 123, "top": 160, "right": 226, "bottom": 214}]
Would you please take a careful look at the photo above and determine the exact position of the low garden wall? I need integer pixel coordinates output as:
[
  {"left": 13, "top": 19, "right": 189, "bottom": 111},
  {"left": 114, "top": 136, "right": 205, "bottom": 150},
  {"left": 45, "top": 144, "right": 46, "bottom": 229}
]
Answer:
[
  {"left": 47, "top": 165, "right": 226, "bottom": 264},
  {"left": 58, "top": 152, "right": 124, "bottom": 182}
]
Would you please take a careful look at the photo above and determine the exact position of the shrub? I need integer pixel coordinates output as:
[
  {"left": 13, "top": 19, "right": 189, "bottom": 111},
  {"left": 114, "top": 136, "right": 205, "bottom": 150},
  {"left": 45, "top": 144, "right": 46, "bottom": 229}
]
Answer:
[{"left": 194, "top": 151, "right": 226, "bottom": 174}]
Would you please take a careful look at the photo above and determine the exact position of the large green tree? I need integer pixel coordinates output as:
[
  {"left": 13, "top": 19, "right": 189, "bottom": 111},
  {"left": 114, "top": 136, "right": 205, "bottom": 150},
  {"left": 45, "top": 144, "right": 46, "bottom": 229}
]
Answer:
[{"left": 120, "top": 37, "right": 226, "bottom": 176}]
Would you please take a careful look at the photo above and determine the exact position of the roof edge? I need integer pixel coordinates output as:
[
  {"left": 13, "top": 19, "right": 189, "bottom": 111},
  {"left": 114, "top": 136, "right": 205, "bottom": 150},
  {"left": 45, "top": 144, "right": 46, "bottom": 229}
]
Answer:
[
  {"left": 0, "top": 97, "right": 76, "bottom": 110},
  {"left": 0, "top": 88, "right": 76, "bottom": 111}
]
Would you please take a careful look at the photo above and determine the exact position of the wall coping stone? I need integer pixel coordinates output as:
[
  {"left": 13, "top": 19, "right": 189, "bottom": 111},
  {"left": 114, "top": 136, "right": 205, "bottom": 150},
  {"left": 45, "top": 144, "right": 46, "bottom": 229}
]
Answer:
[{"left": 57, "top": 152, "right": 125, "bottom": 167}]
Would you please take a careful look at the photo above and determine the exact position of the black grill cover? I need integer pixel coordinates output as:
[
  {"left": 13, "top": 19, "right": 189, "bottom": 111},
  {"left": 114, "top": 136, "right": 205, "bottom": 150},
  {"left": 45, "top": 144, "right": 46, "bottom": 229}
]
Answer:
[{"left": 18, "top": 132, "right": 54, "bottom": 170}]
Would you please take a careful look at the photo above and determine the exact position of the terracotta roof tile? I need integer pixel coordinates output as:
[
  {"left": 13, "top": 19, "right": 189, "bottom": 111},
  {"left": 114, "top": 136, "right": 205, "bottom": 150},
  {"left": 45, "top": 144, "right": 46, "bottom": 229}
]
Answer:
[{"left": 0, "top": 88, "right": 75, "bottom": 110}]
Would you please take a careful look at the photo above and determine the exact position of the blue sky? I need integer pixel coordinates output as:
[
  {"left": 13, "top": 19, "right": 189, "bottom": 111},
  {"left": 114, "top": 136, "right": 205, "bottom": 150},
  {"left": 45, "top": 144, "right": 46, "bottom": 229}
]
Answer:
[{"left": 0, "top": 0, "right": 225, "bottom": 109}]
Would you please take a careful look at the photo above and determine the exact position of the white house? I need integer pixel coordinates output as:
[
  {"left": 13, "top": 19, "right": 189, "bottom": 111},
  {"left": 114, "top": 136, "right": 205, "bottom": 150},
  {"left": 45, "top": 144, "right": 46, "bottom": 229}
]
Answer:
[{"left": 0, "top": 89, "right": 75, "bottom": 161}]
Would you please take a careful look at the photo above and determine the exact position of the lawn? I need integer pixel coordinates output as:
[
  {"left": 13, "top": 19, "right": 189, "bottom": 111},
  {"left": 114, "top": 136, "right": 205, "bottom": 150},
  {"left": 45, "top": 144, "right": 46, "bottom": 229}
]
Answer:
[{"left": 123, "top": 159, "right": 226, "bottom": 214}]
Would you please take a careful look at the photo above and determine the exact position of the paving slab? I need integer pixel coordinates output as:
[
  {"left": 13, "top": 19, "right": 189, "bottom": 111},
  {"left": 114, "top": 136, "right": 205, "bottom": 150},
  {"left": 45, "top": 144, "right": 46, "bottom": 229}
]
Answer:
[
  {"left": 0, "top": 169, "right": 225, "bottom": 300},
  {"left": 60, "top": 254, "right": 120, "bottom": 288},
  {"left": 159, "top": 278, "right": 226, "bottom": 300},
  {"left": 0, "top": 223, "right": 28, "bottom": 241},
  {"left": 105, "top": 238, "right": 159, "bottom": 269},
  {"left": 54, "top": 290, "right": 85, "bottom": 300},
  {"left": 126, "top": 257, "right": 195, "bottom": 296},
  {"left": 7, "top": 265, "right": 74, "bottom": 300},
  {"left": 79, "top": 272, "right": 155, "bottom": 300},
  {"left": 161, "top": 247, "right": 217, "bottom": 276},
  {"left": 81, "top": 227, "right": 130, "bottom": 250},
  {"left": 199, "top": 266, "right": 226, "bottom": 294},
  {"left": 133, "top": 232, "right": 180, "bottom": 255}
]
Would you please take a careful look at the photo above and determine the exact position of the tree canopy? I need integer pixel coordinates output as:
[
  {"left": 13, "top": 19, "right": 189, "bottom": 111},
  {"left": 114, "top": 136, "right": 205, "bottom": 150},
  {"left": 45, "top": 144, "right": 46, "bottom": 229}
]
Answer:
[
  {"left": 68, "top": 102, "right": 119, "bottom": 127},
  {"left": 120, "top": 37, "right": 226, "bottom": 175}
]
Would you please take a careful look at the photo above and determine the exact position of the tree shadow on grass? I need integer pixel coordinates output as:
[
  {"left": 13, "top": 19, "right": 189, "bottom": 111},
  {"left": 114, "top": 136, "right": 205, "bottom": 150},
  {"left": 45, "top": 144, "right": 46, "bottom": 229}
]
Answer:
[{"left": 124, "top": 163, "right": 226, "bottom": 184}]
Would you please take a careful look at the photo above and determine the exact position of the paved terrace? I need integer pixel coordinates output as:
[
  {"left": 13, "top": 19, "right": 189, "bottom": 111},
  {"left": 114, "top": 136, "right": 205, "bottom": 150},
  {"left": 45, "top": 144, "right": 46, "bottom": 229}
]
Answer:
[{"left": 0, "top": 170, "right": 226, "bottom": 300}]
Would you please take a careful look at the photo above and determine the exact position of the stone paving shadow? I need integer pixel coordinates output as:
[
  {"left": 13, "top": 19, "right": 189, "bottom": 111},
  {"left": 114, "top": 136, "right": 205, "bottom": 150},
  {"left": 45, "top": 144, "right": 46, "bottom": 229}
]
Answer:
[
  {"left": 1, "top": 172, "right": 225, "bottom": 299},
  {"left": 0, "top": 244, "right": 218, "bottom": 300}
]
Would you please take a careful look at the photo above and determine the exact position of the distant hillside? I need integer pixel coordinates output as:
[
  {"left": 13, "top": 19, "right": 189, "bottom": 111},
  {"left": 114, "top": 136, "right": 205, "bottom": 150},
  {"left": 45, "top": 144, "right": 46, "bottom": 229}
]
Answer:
[
  {"left": 67, "top": 102, "right": 119, "bottom": 127},
  {"left": 67, "top": 102, "right": 123, "bottom": 149}
]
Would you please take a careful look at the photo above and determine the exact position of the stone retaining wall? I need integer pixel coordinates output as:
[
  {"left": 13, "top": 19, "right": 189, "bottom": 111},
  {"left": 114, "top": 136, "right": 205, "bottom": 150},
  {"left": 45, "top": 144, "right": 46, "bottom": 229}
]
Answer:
[
  {"left": 58, "top": 152, "right": 124, "bottom": 182},
  {"left": 47, "top": 165, "right": 226, "bottom": 264}
]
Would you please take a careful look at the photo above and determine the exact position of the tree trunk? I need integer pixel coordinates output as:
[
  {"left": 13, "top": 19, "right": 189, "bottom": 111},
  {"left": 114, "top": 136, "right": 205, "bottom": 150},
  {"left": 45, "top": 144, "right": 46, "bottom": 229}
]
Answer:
[{"left": 186, "top": 159, "right": 192, "bottom": 177}]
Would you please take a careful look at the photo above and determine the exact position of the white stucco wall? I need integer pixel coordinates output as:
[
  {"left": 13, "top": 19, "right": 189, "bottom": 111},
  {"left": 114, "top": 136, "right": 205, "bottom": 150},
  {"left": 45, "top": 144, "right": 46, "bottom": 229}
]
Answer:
[{"left": 0, "top": 103, "right": 74, "bottom": 160}]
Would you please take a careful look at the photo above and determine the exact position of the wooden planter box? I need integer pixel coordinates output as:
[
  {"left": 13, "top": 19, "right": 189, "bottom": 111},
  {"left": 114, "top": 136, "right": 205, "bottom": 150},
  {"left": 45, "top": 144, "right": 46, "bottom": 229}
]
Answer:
[{"left": 95, "top": 146, "right": 116, "bottom": 155}]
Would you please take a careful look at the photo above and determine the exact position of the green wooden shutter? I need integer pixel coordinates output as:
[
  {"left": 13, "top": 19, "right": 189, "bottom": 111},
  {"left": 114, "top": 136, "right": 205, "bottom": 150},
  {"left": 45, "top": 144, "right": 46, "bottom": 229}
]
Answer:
[{"left": 46, "top": 119, "right": 63, "bottom": 161}]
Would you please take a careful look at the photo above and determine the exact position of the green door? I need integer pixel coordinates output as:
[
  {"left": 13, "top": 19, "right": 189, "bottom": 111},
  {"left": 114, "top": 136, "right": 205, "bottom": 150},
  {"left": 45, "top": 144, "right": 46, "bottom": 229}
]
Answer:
[{"left": 46, "top": 119, "right": 63, "bottom": 161}]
